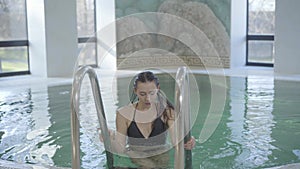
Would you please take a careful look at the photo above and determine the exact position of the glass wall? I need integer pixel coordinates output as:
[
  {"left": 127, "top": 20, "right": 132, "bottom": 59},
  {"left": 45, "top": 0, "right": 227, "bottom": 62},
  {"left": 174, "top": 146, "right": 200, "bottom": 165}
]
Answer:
[
  {"left": 0, "top": 0, "right": 29, "bottom": 76},
  {"left": 76, "top": 0, "right": 97, "bottom": 67},
  {"left": 247, "top": 0, "right": 275, "bottom": 66}
]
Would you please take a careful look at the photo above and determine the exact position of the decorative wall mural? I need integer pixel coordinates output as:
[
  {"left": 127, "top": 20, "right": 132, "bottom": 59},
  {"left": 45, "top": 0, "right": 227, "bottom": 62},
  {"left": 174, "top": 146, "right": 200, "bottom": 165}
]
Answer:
[{"left": 115, "top": 0, "right": 231, "bottom": 69}]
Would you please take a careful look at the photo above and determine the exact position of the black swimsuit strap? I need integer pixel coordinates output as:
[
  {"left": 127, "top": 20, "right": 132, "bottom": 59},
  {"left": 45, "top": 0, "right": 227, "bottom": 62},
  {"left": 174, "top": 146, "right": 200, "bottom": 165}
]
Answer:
[{"left": 127, "top": 103, "right": 168, "bottom": 145}]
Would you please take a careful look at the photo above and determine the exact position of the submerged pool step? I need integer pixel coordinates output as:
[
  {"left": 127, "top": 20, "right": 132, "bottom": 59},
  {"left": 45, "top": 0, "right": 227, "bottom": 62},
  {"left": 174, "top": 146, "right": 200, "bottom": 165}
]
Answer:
[{"left": 0, "top": 159, "right": 71, "bottom": 169}]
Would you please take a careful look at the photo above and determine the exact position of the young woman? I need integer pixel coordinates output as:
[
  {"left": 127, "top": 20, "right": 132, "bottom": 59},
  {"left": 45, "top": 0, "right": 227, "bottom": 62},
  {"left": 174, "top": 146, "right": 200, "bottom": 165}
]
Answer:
[{"left": 105, "top": 71, "right": 195, "bottom": 168}]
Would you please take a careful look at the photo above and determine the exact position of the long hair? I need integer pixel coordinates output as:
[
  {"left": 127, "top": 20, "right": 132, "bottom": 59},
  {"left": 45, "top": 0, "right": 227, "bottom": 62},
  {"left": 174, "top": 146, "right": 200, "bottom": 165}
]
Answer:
[{"left": 130, "top": 71, "right": 174, "bottom": 127}]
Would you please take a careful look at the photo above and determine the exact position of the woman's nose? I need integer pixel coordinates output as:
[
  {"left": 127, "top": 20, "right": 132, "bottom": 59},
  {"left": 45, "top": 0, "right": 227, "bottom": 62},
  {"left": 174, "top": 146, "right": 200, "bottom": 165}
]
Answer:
[{"left": 146, "top": 94, "right": 151, "bottom": 100}]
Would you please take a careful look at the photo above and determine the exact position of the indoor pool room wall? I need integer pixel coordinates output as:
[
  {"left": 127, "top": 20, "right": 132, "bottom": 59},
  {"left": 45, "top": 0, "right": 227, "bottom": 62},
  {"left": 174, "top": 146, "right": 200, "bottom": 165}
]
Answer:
[
  {"left": 1, "top": 0, "right": 300, "bottom": 169},
  {"left": 0, "top": 72, "right": 300, "bottom": 169}
]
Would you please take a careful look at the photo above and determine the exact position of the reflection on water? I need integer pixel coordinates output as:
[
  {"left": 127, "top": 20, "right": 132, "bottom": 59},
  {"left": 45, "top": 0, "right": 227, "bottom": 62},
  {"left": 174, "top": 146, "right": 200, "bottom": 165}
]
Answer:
[
  {"left": 0, "top": 74, "right": 300, "bottom": 169},
  {"left": 228, "top": 76, "right": 276, "bottom": 168},
  {"left": 193, "top": 75, "right": 300, "bottom": 169},
  {"left": 243, "top": 77, "right": 276, "bottom": 166},
  {"left": 0, "top": 86, "right": 67, "bottom": 166}
]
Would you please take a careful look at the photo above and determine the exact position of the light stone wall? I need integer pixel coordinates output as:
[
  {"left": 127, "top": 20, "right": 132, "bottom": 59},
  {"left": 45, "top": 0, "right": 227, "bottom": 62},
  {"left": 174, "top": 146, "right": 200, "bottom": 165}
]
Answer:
[
  {"left": 118, "top": 55, "right": 230, "bottom": 69},
  {"left": 115, "top": 0, "right": 230, "bottom": 69}
]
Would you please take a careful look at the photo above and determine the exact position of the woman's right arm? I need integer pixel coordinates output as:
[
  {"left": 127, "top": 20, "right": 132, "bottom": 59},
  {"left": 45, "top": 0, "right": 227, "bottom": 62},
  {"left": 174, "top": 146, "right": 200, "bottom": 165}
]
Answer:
[{"left": 113, "top": 111, "right": 128, "bottom": 154}]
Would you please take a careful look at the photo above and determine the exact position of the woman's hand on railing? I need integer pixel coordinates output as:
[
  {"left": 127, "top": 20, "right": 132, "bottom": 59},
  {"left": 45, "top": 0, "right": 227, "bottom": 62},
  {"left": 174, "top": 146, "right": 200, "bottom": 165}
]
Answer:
[
  {"left": 184, "top": 136, "right": 196, "bottom": 150},
  {"left": 98, "top": 128, "right": 115, "bottom": 142},
  {"left": 98, "top": 128, "right": 127, "bottom": 154}
]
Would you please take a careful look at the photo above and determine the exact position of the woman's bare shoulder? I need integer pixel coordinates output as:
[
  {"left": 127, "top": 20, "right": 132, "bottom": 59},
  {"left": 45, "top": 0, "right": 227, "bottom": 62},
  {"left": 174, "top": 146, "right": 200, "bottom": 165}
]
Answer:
[{"left": 117, "top": 104, "right": 134, "bottom": 121}]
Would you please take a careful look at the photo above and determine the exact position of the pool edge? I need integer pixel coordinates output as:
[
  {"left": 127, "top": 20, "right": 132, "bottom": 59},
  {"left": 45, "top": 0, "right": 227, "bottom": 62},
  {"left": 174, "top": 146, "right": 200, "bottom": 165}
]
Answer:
[{"left": 0, "top": 159, "right": 71, "bottom": 169}]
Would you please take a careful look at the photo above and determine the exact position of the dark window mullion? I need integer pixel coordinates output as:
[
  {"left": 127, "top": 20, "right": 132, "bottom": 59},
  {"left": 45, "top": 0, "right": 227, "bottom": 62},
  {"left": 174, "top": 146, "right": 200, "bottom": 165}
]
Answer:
[
  {"left": 0, "top": 71, "right": 30, "bottom": 77},
  {"left": 78, "top": 37, "right": 96, "bottom": 43},
  {"left": 0, "top": 40, "right": 29, "bottom": 47},
  {"left": 247, "top": 35, "right": 274, "bottom": 41},
  {"left": 246, "top": 62, "right": 273, "bottom": 67}
]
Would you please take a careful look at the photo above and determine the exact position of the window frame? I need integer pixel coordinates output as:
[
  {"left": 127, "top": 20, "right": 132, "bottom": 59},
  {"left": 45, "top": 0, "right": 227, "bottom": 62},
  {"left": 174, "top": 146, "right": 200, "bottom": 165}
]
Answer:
[
  {"left": 0, "top": 0, "right": 30, "bottom": 77},
  {"left": 77, "top": 0, "right": 98, "bottom": 68},
  {"left": 0, "top": 40, "right": 30, "bottom": 77},
  {"left": 246, "top": 0, "right": 275, "bottom": 67}
]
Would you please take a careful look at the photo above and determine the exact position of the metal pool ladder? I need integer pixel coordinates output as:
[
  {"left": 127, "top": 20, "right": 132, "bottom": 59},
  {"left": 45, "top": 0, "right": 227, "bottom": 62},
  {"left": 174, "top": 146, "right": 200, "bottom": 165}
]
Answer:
[
  {"left": 70, "top": 66, "right": 192, "bottom": 169},
  {"left": 174, "top": 66, "right": 193, "bottom": 169},
  {"left": 70, "top": 66, "right": 113, "bottom": 169}
]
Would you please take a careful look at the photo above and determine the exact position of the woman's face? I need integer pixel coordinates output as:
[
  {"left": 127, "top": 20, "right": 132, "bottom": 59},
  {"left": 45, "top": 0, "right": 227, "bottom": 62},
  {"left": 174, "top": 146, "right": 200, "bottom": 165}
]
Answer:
[{"left": 134, "top": 81, "right": 159, "bottom": 109}]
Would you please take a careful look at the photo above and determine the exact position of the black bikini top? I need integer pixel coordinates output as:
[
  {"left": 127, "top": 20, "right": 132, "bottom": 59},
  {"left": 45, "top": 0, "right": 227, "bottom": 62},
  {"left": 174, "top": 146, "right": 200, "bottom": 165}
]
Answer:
[{"left": 127, "top": 104, "right": 167, "bottom": 146}]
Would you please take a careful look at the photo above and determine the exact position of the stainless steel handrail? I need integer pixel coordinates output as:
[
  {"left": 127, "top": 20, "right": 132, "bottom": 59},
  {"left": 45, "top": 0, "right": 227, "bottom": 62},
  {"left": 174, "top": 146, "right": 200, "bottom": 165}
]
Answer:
[
  {"left": 174, "top": 66, "right": 192, "bottom": 169},
  {"left": 70, "top": 65, "right": 113, "bottom": 169}
]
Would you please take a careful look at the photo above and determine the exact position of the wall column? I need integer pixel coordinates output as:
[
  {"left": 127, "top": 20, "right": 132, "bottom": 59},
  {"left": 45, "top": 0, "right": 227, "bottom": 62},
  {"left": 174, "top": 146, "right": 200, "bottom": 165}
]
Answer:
[
  {"left": 275, "top": 0, "right": 300, "bottom": 75},
  {"left": 27, "top": 0, "right": 78, "bottom": 77},
  {"left": 95, "top": 0, "right": 116, "bottom": 69},
  {"left": 230, "top": 0, "right": 247, "bottom": 68}
]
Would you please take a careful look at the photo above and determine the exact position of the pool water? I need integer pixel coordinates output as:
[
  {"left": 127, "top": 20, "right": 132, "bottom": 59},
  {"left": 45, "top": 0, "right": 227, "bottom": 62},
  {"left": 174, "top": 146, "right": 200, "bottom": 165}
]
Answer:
[
  {"left": 0, "top": 84, "right": 73, "bottom": 167},
  {"left": 0, "top": 74, "right": 300, "bottom": 169}
]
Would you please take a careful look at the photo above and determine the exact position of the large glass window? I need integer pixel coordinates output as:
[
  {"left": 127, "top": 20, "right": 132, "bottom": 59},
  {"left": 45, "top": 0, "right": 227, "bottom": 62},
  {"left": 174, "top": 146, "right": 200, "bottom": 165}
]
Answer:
[
  {"left": 0, "top": 0, "right": 29, "bottom": 76},
  {"left": 77, "top": 0, "right": 97, "bottom": 66},
  {"left": 247, "top": 0, "right": 275, "bottom": 66}
]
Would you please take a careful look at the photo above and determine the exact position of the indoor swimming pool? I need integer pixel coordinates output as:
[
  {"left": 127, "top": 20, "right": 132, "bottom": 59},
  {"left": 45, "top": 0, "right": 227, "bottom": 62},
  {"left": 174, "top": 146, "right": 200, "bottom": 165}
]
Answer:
[{"left": 0, "top": 72, "right": 300, "bottom": 169}]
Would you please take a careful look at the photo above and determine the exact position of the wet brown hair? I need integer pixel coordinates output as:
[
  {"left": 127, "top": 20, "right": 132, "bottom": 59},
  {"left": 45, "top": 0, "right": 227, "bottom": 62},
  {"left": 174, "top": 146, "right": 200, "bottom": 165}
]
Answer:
[{"left": 130, "top": 71, "right": 174, "bottom": 127}]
